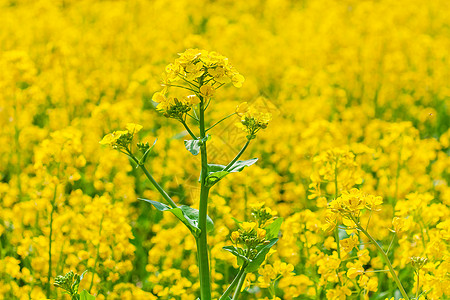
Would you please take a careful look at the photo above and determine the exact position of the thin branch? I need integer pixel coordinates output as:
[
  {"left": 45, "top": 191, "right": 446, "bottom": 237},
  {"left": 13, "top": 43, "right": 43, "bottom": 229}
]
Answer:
[
  {"left": 178, "top": 75, "right": 200, "bottom": 88},
  {"left": 206, "top": 113, "right": 236, "bottom": 132},
  {"left": 224, "top": 140, "right": 251, "bottom": 172},
  {"left": 386, "top": 234, "right": 396, "bottom": 254},
  {"left": 127, "top": 151, "right": 178, "bottom": 208},
  {"left": 165, "top": 84, "right": 198, "bottom": 93},
  {"left": 180, "top": 119, "right": 198, "bottom": 140},
  {"left": 220, "top": 265, "right": 247, "bottom": 300},
  {"left": 187, "top": 113, "right": 200, "bottom": 122},
  {"left": 204, "top": 98, "right": 212, "bottom": 110},
  {"left": 365, "top": 209, "right": 373, "bottom": 231}
]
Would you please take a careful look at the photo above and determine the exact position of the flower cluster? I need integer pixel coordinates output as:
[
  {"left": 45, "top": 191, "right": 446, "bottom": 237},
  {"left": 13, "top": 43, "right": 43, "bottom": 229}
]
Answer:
[
  {"left": 328, "top": 188, "right": 383, "bottom": 221},
  {"left": 235, "top": 102, "right": 272, "bottom": 139},
  {"left": 165, "top": 49, "right": 244, "bottom": 88},
  {"left": 152, "top": 93, "right": 200, "bottom": 119},
  {"left": 53, "top": 271, "right": 83, "bottom": 298},
  {"left": 231, "top": 222, "right": 268, "bottom": 252},
  {"left": 99, "top": 123, "right": 142, "bottom": 151}
]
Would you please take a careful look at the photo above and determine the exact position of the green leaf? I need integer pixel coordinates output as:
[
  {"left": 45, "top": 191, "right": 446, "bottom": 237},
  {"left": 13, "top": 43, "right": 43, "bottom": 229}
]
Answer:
[
  {"left": 139, "top": 199, "right": 214, "bottom": 237},
  {"left": 226, "top": 158, "right": 258, "bottom": 173},
  {"left": 246, "top": 238, "right": 279, "bottom": 273},
  {"left": 264, "top": 218, "right": 283, "bottom": 240},
  {"left": 184, "top": 135, "right": 210, "bottom": 156},
  {"left": 80, "top": 290, "right": 96, "bottom": 300},
  {"left": 184, "top": 139, "right": 201, "bottom": 156},
  {"left": 205, "top": 158, "right": 258, "bottom": 187},
  {"left": 206, "top": 170, "right": 229, "bottom": 186},
  {"left": 180, "top": 205, "right": 214, "bottom": 233},
  {"left": 222, "top": 245, "right": 249, "bottom": 266}
]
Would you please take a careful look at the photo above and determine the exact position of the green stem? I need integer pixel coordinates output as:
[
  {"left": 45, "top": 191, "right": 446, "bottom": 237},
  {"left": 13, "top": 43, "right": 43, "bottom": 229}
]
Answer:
[
  {"left": 178, "top": 75, "right": 200, "bottom": 88},
  {"left": 128, "top": 153, "right": 178, "bottom": 209},
  {"left": 415, "top": 271, "right": 420, "bottom": 299},
  {"left": 351, "top": 216, "right": 409, "bottom": 300},
  {"left": 386, "top": 234, "right": 396, "bottom": 254},
  {"left": 417, "top": 220, "right": 427, "bottom": 249},
  {"left": 46, "top": 185, "right": 58, "bottom": 298},
  {"left": 181, "top": 119, "right": 198, "bottom": 140},
  {"left": 223, "top": 140, "right": 251, "bottom": 172},
  {"left": 232, "top": 271, "right": 247, "bottom": 300},
  {"left": 89, "top": 215, "right": 104, "bottom": 293},
  {"left": 206, "top": 113, "right": 236, "bottom": 132},
  {"left": 335, "top": 227, "right": 341, "bottom": 259},
  {"left": 167, "top": 84, "right": 198, "bottom": 93},
  {"left": 198, "top": 96, "right": 212, "bottom": 300},
  {"left": 334, "top": 160, "right": 341, "bottom": 259},
  {"left": 220, "top": 264, "right": 247, "bottom": 300}
]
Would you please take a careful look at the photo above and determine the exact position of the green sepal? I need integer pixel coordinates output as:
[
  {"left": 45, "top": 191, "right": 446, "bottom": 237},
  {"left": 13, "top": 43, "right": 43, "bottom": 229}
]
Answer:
[
  {"left": 246, "top": 238, "right": 279, "bottom": 273},
  {"left": 264, "top": 218, "right": 283, "bottom": 240},
  {"left": 79, "top": 290, "right": 96, "bottom": 300},
  {"left": 184, "top": 135, "right": 210, "bottom": 156},
  {"left": 205, "top": 158, "right": 258, "bottom": 187},
  {"left": 139, "top": 199, "right": 214, "bottom": 237},
  {"left": 222, "top": 245, "right": 249, "bottom": 266}
]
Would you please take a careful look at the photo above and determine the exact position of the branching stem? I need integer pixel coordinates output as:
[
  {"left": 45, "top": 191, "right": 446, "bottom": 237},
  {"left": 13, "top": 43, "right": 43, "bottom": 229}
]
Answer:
[
  {"left": 350, "top": 215, "right": 409, "bottom": 300},
  {"left": 224, "top": 140, "right": 251, "bottom": 172}
]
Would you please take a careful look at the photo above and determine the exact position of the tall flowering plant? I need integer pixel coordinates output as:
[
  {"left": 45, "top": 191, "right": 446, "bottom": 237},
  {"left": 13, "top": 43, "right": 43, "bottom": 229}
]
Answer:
[{"left": 99, "top": 49, "right": 280, "bottom": 300}]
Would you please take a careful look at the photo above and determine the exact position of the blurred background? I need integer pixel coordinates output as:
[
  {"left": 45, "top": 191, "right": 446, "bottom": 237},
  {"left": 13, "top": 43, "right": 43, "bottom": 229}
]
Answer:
[{"left": 0, "top": 0, "right": 449, "bottom": 299}]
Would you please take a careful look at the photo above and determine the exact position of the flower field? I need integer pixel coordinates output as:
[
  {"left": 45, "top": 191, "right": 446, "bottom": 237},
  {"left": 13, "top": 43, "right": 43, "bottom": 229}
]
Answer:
[{"left": 0, "top": 0, "right": 449, "bottom": 299}]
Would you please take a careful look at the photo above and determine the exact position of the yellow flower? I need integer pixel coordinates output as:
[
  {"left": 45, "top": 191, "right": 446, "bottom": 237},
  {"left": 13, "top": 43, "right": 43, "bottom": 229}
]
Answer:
[
  {"left": 339, "top": 235, "right": 359, "bottom": 253},
  {"left": 125, "top": 123, "right": 143, "bottom": 133},
  {"left": 200, "top": 85, "right": 215, "bottom": 98},
  {"left": 232, "top": 74, "right": 245, "bottom": 88},
  {"left": 257, "top": 228, "right": 267, "bottom": 239},
  {"left": 231, "top": 231, "right": 240, "bottom": 243},
  {"left": 99, "top": 130, "right": 128, "bottom": 146},
  {"left": 241, "top": 222, "right": 257, "bottom": 232},
  {"left": 236, "top": 102, "right": 249, "bottom": 117},
  {"left": 346, "top": 261, "right": 364, "bottom": 279},
  {"left": 152, "top": 91, "right": 166, "bottom": 103}
]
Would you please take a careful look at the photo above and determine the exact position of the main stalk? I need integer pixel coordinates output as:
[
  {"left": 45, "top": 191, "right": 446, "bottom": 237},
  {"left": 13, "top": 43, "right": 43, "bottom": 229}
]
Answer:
[{"left": 198, "top": 96, "right": 212, "bottom": 299}]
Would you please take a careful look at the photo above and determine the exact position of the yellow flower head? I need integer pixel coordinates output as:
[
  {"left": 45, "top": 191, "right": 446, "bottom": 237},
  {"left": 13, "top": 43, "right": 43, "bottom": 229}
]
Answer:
[
  {"left": 99, "top": 124, "right": 143, "bottom": 150},
  {"left": 126, "top": 123, "right": 143, "bottom": 134},
  {"left": 257, "top": 228, "right": 267, "bottom": 239},
  {"left": 231, "top": 231, "right": 240, "bottom": 243},
  {"left": 241, "top": 222, "right": 257, "bottom": 233},
  {"left": 235, "top": 102, "right": 272, "bottom": 139}
]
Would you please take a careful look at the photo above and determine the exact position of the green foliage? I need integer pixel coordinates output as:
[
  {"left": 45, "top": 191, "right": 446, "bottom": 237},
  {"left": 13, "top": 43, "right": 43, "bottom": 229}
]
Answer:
[
  {"left": 264, "top": 218, "right": 283, "bottom": 240},
  {"left": 54, "top": 271, "right": 95, "bottom": 300},
  {"left": 246, "top": 238, "right": 279, "bottom": 272},
  {"left": 139, "top": 199, "right": 214, "bottom": 237},
  {"left": 184, "top": 135, "right": 210, "bottom": 156},
  {"left": 206, "top": 158, "right": 258, "bottom": 187}
]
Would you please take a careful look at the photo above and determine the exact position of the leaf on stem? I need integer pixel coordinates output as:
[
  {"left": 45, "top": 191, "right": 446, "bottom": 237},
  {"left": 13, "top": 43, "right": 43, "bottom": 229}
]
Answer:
[
  {"left": 264, "top": 218, "right": 283, "bottom": 240},
  {"left": 222, "top": 245, "right": 250, "bottom": 266},
  {"left": 225, "top": 158, "right": 258, "bottom": 173},
  {"left": 184, "top": 135, "right": 210, "bottom": 156},
  {"left": 246, "top": 238, "right": 279, "bottom": 272},
  {"left": 205, "top": 158, "right": 258, "bottom": 186},
  {"left": 139, "top": 199, "right": 214, "bottom": 237},
  {"left": 80, "top": 290, "right": 96, "bottom": 300}
]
